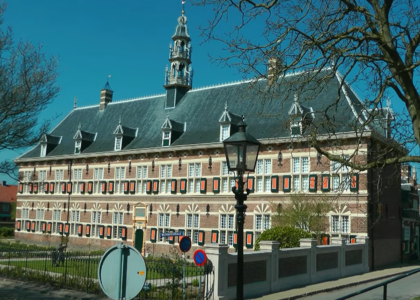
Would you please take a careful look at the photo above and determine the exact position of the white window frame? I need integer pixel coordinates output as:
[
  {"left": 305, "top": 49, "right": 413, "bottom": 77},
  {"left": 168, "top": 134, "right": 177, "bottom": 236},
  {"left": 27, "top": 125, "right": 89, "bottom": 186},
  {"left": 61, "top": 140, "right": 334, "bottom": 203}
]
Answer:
[
  {"left": 93, "top": 168, "right": 104, "bottom": 194},
  {"left": 158, "top": 213, "right": 171, "bottom": 242},
  {"left": 52, "top": 209, "right": 61, "bottom": 234},
  {"left": 220, "top": 124, "right": 230, "bottom": 141},
  {"left": 330, "top": 155, "right": 350, "bottom": 192},
  {"left": 256, "top": 159, "right": 272, "bottom": 193},
  {"left": 91, "top": 210, "right": 102, "bottom": 238},
  {"left": 136, "top": 166, "right": 148, "bottom": 194},
  {"left": 40, "top": 144, "right": 47, "bottom": 157},
  {"left": 254, "top": 214, "right": 271, "bottom": 241},
  {"left": 55, "top": 169, "right": 64, "bottom": 193},
  {"left": 74, "top": 140, "right": 81, "bottom": 154},
  {"left": 70, "top": 210, "right": 80, "bottom": 236},
  {"left": 330, "top": 214, "right": 351, "bottom": 236},
  {"left": 162, "top": 131, "right": 171, "bottom": 147},
  {"left": 112, "top": 211, "right": 124, "bottom": 239},
  {"left": 115, "top": 167, "right": 126, "bottom": 194},
  {"left": 188, "top": 163, "right": 201, "bottom": 194},
  {"left": 35, "top": 208, "right": 45, "bottom": 232},
  {"left": 220, "top": 213, "right": 235, "bottom": 247},
  {"left": 292, "top": 157, "right": 310, "bottom": 192},
  {"left": 114, "top": 136, "right": 122, "bottom": 151},
  {"left": 186, "top": 213, "right": 200, "bottom": 244}
]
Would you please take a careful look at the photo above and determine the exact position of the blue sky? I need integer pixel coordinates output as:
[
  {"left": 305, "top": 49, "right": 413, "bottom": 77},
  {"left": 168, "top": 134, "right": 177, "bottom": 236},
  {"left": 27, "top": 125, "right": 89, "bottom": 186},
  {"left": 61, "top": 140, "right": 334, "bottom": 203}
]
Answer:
[
  {"left": 0, "top": 0, "right": 245, "bottom": 184},
  {"left": 0, "top": 0, "right": 414, "bottom": 184}
]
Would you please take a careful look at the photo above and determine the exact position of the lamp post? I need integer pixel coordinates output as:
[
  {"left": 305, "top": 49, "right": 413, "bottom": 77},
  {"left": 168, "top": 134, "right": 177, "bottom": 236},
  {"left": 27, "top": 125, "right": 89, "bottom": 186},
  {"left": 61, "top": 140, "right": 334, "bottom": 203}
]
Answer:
[{"left": 223, "top": 118, "right": 261, "bottom": 300}]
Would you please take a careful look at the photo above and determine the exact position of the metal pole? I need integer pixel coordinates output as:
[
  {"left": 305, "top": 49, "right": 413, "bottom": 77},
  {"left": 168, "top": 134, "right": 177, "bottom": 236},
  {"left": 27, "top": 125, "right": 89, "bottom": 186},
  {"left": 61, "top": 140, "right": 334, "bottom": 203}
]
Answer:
[
  {"left": 7, "top": 243, "right": 11, "bottom": 278},
  {"left": 383, "top": 284, "right": 387, "bottom": 300},
  {"left": 116, "top": 243, "right": 124, "bottom": 300},
  {"left": 86, "top": 253, "right": 91, "bottom": 294},
  {"left": 183, "top": 253, "right": 186, "bottom": 300},
  {"left": 234, "top": 171, "right": 247, "bottom": 300},
  {"left": 198, "top": 266, "right": 202, "bottom": 300}
]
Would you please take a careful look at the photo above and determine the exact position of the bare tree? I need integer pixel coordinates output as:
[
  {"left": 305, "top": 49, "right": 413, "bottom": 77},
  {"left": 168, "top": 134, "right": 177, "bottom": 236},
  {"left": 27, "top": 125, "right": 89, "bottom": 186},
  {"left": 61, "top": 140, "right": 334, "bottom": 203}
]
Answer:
[
  {"left": 192, "top": 0, "right": 420, "bottom": 169},
  {"left": 0, "top": 3, "right": 59, "bottom": 180}
]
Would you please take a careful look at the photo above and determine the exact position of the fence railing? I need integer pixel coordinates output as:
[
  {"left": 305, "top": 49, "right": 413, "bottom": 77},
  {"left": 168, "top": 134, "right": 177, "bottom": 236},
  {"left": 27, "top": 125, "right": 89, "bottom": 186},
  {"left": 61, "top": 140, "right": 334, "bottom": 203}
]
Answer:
[
  {"left": 336, "top": 267, "right": 420, "bottom": 300},
  {"left": 0, "top": 247, "right": 214, "bottom": 300}
]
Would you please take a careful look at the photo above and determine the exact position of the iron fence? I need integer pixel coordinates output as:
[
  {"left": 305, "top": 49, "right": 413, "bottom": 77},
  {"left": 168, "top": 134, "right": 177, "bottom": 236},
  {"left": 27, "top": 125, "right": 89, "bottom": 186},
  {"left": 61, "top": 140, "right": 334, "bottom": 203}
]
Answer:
[{"left": 0, "top": 246, "right": 214, "bottom": 300}]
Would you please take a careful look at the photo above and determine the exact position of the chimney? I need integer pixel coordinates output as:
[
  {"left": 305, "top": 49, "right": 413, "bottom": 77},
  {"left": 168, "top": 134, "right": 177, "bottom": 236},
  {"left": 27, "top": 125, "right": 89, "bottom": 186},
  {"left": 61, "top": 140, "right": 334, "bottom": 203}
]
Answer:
[
  {"left": 268, "top": 57, "right": 282, "bottom": 86},
  {"left": 100, "top": 80, "right": 113, "bottom": 111}
]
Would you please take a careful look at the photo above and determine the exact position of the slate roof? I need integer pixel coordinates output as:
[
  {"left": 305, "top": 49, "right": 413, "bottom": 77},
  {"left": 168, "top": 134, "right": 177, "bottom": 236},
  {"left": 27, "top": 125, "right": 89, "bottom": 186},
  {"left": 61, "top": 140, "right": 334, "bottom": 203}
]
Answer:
[
  {"left": 18, "top": 68, "right": 373, "bottom": 160},
  {"left": 0, "top": 184, "right": 17, "bottom": 203}
]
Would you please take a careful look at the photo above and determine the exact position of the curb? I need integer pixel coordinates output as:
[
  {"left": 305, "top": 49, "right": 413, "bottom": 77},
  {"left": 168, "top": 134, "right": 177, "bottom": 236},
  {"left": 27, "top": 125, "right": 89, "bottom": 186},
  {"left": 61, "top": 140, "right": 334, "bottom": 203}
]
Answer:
[{"left": 277, "top": 271, "right": 412, "bottom": 300}]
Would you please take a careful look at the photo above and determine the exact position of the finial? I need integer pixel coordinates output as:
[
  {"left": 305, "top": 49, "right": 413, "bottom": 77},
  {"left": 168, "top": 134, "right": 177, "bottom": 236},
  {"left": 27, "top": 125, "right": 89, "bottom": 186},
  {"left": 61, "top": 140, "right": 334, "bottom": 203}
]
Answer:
[
  {"left": 78, "top": 122, "right": 81, "bottom": 130},
  {"left": 241, "top": 115, "right": 245, "bottom": 121},
  {"left": 107, "top": 74, "right": 111, "bottom": 83},
  {"left": 225, "top": 101, "right": 228, "bottom": 110},
  {"left": 387, "top": 98, "right": 391, "bottom": 108},
  {"left": 182, "top": 0, "right": 185, "bottom": 15},
  {"left": 74, "top": 96, "right": 77, "bottom": 109},
  {"left": 166, "top": 112, "right": 170, "bottom": 118},
  {"left": 294, "top": 93, "right": 298, "bottom": 102},
  {"left": 119, "top": 115, "right": 121, "bottom": 125}
]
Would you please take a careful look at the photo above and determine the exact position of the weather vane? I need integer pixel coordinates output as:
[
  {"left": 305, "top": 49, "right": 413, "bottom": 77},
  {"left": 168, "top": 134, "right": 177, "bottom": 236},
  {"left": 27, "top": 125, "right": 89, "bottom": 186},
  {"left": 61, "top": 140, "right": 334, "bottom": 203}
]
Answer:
[{"left": 182, "top": 0, "right": 185, "bottom": 15}]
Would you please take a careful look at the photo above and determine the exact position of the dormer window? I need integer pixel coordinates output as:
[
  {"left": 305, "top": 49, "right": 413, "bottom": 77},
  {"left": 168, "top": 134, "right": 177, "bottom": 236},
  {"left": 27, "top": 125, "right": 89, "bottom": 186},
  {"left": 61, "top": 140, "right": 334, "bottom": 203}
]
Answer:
[
  {"left": 163, "top": 131, "right": 171, "bottom": 147},
  {"left": 219, "top": 103, "right": 242, "bottom": 142},
  {"left": 40, "top": 144, "right": 47, "bottom": 157},
  {"left": 74, "top": 140, "right": 81, "bottom": 154},
  {"left": 161, "top": 115, "right": 184, "bottom": 147},
  {"left": 115, "top": 136, "right": 122, "bottom": 151},
  {"left": 221, "top": 124, "right": 230, "bottom": 141},
  {"left": 73, "top": 123, "right": 96, "bottom": 154},
  {"left": 112, "top": 119, "right": 137, "bottom": 151},
  {"left": 288, "top": 94, "right": 314, "bottom": 138}
]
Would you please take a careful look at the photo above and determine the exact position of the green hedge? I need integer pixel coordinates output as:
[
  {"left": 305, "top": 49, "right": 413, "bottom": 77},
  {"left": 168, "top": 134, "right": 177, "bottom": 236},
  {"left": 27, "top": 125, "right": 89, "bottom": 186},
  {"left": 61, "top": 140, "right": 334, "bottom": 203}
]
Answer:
[
  {"left": 0, "top": 227, "right": 14, "bottom": 237},
  {"left": 254, "top": 226, "right": 312, "bottom": 251}
]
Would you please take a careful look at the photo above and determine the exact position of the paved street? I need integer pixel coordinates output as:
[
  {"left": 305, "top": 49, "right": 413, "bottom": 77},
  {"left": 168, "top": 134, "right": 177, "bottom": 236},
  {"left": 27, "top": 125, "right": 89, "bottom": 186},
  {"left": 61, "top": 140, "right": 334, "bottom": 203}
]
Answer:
[
  {"left": 300, "top": 273, "right": 420, "bottom": 300},
  {"left": 0, "top": 278, "right": 107, "bottom": 300}
]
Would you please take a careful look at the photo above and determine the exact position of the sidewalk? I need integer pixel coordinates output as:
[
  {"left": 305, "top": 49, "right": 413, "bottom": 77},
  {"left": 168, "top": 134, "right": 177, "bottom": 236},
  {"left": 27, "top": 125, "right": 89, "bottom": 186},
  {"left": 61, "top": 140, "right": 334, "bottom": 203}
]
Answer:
[{"left": 251, "top": 263, "right": 420, "bottom": 300}]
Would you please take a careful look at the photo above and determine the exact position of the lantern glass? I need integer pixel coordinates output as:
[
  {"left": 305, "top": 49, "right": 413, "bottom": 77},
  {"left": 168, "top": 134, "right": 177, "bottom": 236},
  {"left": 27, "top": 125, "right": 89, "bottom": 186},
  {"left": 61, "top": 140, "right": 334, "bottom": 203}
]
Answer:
[{"left": 224, "top": 142, "right": 260, "bottom": 173}]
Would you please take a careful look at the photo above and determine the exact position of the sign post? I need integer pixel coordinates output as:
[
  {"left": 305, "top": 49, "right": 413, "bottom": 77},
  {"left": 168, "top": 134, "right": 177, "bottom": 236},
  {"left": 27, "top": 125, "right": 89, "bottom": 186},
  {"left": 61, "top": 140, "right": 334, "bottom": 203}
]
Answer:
[
  {"left": 193, "top": 249, "right": 207, "bottom": 300},
  {"left": 178, "top": 236, "right": 191, "bottom": 300},
  {"left": 98, "top": 243, "right": 147, "bottom": 300}
]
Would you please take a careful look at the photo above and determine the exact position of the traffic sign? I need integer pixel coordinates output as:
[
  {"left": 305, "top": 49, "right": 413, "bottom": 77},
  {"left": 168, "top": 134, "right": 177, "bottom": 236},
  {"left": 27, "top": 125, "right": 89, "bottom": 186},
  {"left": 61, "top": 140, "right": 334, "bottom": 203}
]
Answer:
[
  {"left": 179, "top": 236, "right": 191, "bottom": 253},
  {"left": 98, "top": 243, "right": 147, "bottom": 300},
  {"left": 193, "top": 249, "right": 207, "bottom": 267},
  {"left": 160, "top": 231, "right": 184, "bottom": 238}
]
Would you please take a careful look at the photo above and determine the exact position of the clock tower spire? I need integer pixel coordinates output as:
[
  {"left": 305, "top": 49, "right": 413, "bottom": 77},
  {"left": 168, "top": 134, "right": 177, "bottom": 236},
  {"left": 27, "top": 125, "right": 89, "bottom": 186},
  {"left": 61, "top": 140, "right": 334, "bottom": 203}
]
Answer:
[{"left": 164, "top": 0, "right": 193, "bottom": 109}]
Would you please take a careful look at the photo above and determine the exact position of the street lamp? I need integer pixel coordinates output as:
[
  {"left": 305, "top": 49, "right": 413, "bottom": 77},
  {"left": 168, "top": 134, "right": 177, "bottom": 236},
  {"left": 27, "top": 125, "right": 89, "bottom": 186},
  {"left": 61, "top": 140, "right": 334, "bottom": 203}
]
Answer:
[{"left": 223, "top": 118, "right": 261, "bottom": 300}]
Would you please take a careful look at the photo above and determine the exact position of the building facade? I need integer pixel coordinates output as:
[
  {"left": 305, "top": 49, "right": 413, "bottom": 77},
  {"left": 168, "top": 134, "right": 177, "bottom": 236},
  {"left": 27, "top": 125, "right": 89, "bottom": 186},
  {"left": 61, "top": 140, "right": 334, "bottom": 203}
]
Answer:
[
  {"left": 14, "top": 10, "right": 402, "bottom": 269},
  {"left": 0, "top": 181, "right": 17, "bottom": 224}
]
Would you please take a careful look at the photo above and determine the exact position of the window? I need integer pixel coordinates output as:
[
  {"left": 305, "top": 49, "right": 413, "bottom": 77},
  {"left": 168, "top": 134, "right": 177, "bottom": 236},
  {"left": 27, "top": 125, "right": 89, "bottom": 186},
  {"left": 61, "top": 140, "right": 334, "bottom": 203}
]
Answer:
[
  {"left": 93, "top": 168, "right": 104, "bottom": 194},
  {"left": 115, "top": 136, "right": 122, "bottom": 151},
  {"left": 55, "top": 169, "right": 64, "bottom": 193},
  {"left": 91, "top": 210, "right": 102, "bottom": 237},
  {"left": 23, "top": 171, "right": 32, "bottom": 194},
  {"left": 292, "top": 157, "right": 309, "bottom": 192},
  {"left": 73, "top": 169, "right": 83, "bottom": 194},
  {"left": 136, "top": 166, "right": 148, "bottom": 194},
  {"left": 70, "top": 210, "right": 80, "bottom": 236},
  {"left": 35, "top": 208, "right": 44, "bottom": 232},
  {"left": 254, "top": 214, "right": 271, "bottom": 240},
  {"left": 40, "top": 144, "right": 47, "bottom": 157},
  {"left": 220, "top": 124, "right": 230, "bottom": 141},
  {"left": 188, "top": 163, "right": 201, "bottom": 193},
  {"left": 162, "top": 131, "right": 171, "bottom": 147},
  {"left": 186, "top": 214, "right": 200, "bottom": 244},
  {"left": 160, "top": 165, "right": 172, "bottom": 194},
  {"left": 221, "top": 161, "right": 235, "bottom": 193},
  {"left": 331, "top": 155, "right": 350, "bottom": 192},
  {"left": 21, "top": 207, "right": 30, "bottom": 230},
  {"left": 2, "top": 204, "right": 8, "bottom": 212},
  {"left": 115, "top": 167, "right": 126, "bottom": 194},
  {"left": 220, "top": 214, "right": 235, "bottom": 246},
  {"left": 52, "top": 209, "right": 61, "bottom": 234},
  {"left": 74, "top": 140, "right": 81, "bottom": 154},
  {"left": 158, "top": 213, "right": 170, "bottom": 242},
  {"left": 256, "top": 159, "right": 272, "bottom": 193},
  {"left": 331, "top": 215, "right": 350, "bottom": 234},
  {"left": 113, "top": 212, "right": 124, "bottom": 239},
  {"left": 38, "top": 170, "right": 47, "bottom": 193}
]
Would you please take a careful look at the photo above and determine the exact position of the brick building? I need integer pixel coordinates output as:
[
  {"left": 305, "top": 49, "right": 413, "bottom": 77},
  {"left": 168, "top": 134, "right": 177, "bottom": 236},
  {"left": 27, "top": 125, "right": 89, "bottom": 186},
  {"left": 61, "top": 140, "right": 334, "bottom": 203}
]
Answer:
[
  {"left": 0, "top": 181, "right": 17, "bottom": 223},
  {"left": 14, "top": 10, "right": 402, "bottom": 269}
]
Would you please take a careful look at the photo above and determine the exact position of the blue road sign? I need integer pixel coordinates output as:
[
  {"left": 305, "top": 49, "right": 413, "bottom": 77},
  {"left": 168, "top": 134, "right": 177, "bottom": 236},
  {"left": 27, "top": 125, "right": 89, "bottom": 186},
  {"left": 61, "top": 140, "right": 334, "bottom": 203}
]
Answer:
[
  {"left": 160, "top": 231, "right": 184, "bottom": 238},
  {"left": 193, "top": 249, "right": 207, "bottom": 267},
  {"left": 179, "top": 236, "right": 192, "bottom": 253},
  {"left": 98, "top": 243, "right": 147, "bottom": 300}
]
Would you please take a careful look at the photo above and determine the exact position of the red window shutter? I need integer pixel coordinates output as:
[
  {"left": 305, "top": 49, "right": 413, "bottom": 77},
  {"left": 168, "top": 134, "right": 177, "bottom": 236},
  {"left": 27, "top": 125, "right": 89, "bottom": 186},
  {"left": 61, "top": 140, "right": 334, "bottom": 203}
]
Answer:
[{"left": 50, "top": 182, "right": 55, "bottom": 194}]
